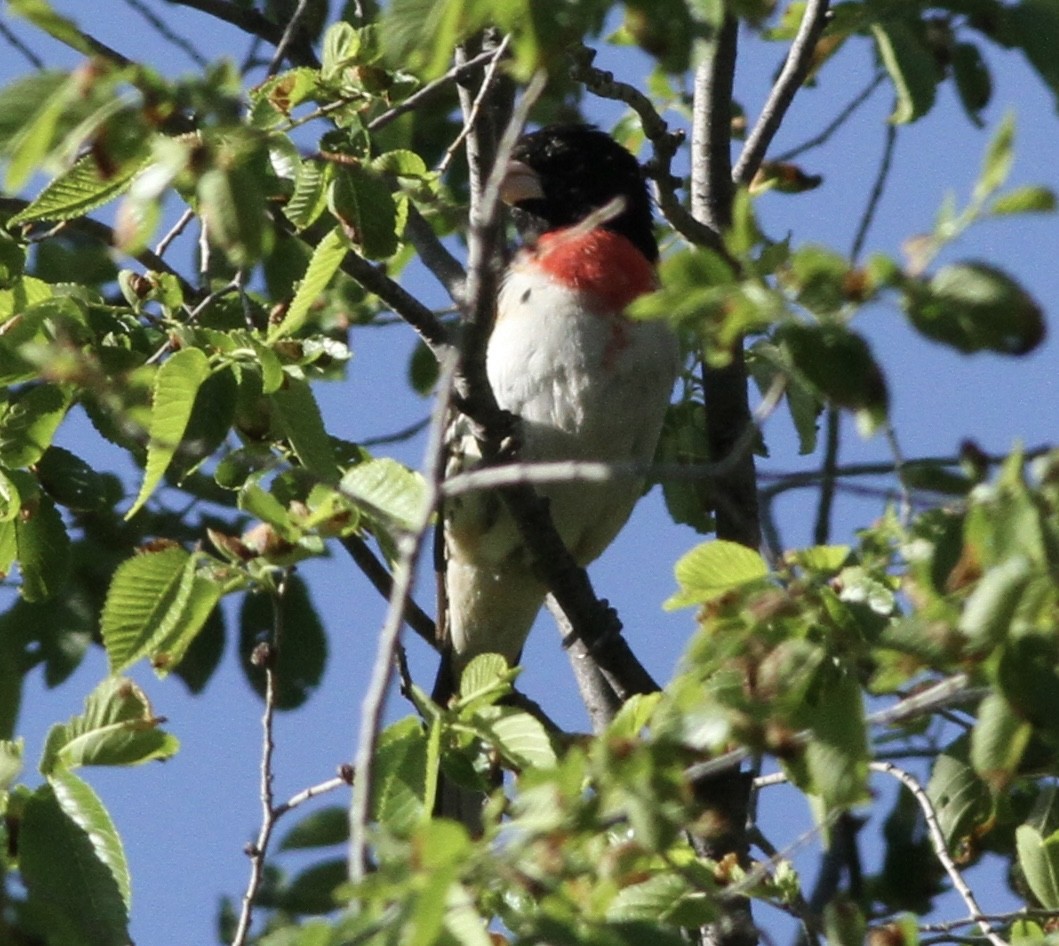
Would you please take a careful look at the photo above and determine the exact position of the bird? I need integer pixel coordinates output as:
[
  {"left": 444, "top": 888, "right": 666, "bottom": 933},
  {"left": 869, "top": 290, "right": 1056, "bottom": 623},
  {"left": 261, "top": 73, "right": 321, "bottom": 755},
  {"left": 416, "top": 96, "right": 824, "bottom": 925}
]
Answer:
[{"left": 434, "top": 124, "right": 680, "bottom": 818}]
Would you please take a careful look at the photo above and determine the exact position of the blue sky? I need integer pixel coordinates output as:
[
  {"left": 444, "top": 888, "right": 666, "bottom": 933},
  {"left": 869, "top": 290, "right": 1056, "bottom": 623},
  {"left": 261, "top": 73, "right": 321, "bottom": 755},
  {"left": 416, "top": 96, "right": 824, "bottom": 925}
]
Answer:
[{"left": 4, "top": 2, "right": 1058, "bottom": 943}]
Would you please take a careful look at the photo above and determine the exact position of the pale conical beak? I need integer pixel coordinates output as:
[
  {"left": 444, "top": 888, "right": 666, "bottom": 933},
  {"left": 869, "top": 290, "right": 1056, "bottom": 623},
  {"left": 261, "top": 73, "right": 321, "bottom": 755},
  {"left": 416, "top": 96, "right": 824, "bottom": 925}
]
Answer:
[{"left": 499, "top": 159, "right": 545, "bottom": 205}]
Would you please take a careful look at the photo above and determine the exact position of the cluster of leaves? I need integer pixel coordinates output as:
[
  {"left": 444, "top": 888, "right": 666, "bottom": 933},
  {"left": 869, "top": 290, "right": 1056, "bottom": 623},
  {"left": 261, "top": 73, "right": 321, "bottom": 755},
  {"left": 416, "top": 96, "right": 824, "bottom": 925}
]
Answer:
[
  {"left": 225, "top": 447, "right": 1059, "bottom": 944},
  {"left": 0, "top": 0, "right": 1058, "bottom": 945}
]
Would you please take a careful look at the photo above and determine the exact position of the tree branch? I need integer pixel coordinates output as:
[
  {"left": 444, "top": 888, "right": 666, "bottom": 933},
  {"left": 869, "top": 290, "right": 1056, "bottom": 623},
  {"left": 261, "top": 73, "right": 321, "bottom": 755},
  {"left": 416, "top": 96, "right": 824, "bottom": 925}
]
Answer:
[
  {"left": 732, "top": 0, "right": 832, "bottom": 185},
  {"left": 163, "top": 0, "right": 320, "bottom": 68}
]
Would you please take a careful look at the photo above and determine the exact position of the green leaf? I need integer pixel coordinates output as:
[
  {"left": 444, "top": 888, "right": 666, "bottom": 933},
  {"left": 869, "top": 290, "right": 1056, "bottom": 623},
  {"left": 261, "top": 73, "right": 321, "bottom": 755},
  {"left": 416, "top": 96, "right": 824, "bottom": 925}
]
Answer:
[
  {"left": 970, "top": 693, "right": 1031, "bottom": 793},
  {"left": 905, "top": 261, "right": 1045, "bottom": 356},
  {"left": 100, "top": 544, "right": 197, "bottom": 672},
  {"left": 608, "top": 872, "right": 709, "bottom": 925},
  {"left": 951, "top": 41, "right": 991, "bottom": 126},
  {"left": 197, "top": 158, "right": 271, "bottom": 267},
  {"left": 927, "top": 736, "right": 996, "bottom": 850},
  {"left": 989, "top": 185, "right": 1057, "bottom": 216},
  {"left": 9, "top": 148, "right": 145, "bottom": 225},
  {"left": 778, "top": 323, "right": 889, "bottom": 429},
  {"left": 126, "top": 348, "right": 212, "bottom": 519},
  {"left": 975, "top": 112, "right": 1015, "bottom": 202},
  {"left": 328, "top": 164, "right": 400, "bottom": 260},
  {"left": 666, "top": 539, "right": 769, "bottom": 609},
  {"left": 36, "top": 444, "right": 122, "bottom": 512},
  {"left": 0, "top": 383, "right": 71, "bottom": 468},
  {"left": 1003, "top": 0, "right": 1059, "bottom": 111},
  {"left": 269, "top": 226, "right": 348, "bottom": 341},
  {"left": 790, "top": 666, "right": 869, "bottom": 810},
  {"left": 957, "top": 555, "right": 1033, "bottom": 652},
  {"left": 871, "top": 19, "right": 938, "bottom": 123},
  {"left": 20, "top": 773, "right": 130, "bottom": 946},
  {"left": 279, "top": 806, "right": 349, "bottom": 850},
  {"left": 14, "top": 491, "right": 69, "bottom": 601},
  {"left": 39, "top": 676, "right": 178, "bottom": 775},
  {"left": 373, "top": 716, "right": 429, "bottom": 835},
  {"left": 475, "top": 705, "right": 557, "bottom": 769},
  {"left": 339, "top": 457, "right": 427, "bottom": 533},
  {"left": 270, "top": 374, "right": 340, "bottom": 482},
  {"left": 787, "top": 544, "right": 850, "bottom": 575},
  {"left": 1017, "top": 821, "right": 1059, "bottom": 909},
  {"left": 284, "top": 158, "right": 330, "bottom": 230},
  {"left": 0, "top": 737, "right": 23, "bottom": 790},
  {"left": 239, "top": 574, "right": 327, "bottom": 710}
]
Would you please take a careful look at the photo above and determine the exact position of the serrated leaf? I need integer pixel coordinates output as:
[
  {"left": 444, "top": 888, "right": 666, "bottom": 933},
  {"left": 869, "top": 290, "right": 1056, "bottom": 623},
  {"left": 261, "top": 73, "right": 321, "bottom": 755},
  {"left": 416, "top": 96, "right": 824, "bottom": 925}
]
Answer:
[
  {"left": 269, "top": 226, "right": 348, "bottom": 341},
  {"left": 340, "top": 457, "right": 427, "bottom": 532},
  {"left": 607, "top": 873, "right": 708, "bottom": 925},
  {"left": 14, "top": 491, "right": 69, "bottom": 601},
  {"left": 148, "top": 573, "right": 223, "bottom": 677},
  {"left": 9, "top": 148, "right": 145, "bottom": 225},
  {"left": 666, "top": 539, "right": 768, "bottom": 609},
  {"left": 100, "top": 545, "right": 196, "bottom": 672},
  {"left": 126, "top": 348, "right": 212, "bottom": 519},
  {"left": 284, "top": 158, "right": 330, "bottom": 230},
  {"left": 328, "top": 165, "right": 399, "bottom": 260},
  {"left": 198, "top": 159, "right": 270, "bottom": 267},
  {"left": 476, "top": 705, "right": 556, "bottom": 769},
  {"left": 373, "top": 716, "right": 429, "bottom": 835},
  {"left": 989, "top": 185, "right": 1057, "bottom": 216},
  {"left": 871, "top": 19, "right": 938, "bottom": 123},
  {"left": 20, "top": 774, "right": 130, "bottom": 946},
  {"left": 40, "top": 676, "right": 178, "bottom": 775},
  {"left": 270, "top": 374, "right": 340, "bottom": 481},
  {"left": 0, "top": 382, "right": 70, "bottom": 468}
]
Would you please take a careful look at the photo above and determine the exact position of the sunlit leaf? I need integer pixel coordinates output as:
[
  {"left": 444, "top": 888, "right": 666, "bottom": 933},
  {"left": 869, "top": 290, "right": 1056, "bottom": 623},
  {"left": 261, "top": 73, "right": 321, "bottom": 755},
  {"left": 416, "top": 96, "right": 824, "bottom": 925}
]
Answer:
[
  {"left": 373, "top": 716, "right": 429, "bottom": 835},
  {"left": 270, "top": 226, "right": 348, "bottom": 341},
  {"left": 20, "top": 773, "right": 130, "bottom": 946},
  {"left": 126, "top": 348, "right": 212, "bottom": 519},
  {"left": 270, "top": 373, "right": 340, "bottom": 482},
  {"left": 39, "top": 676, "right": 178, "bottom": 774},
  {"left": 666, "top": 539, "right": 769, "bottom": 609}
]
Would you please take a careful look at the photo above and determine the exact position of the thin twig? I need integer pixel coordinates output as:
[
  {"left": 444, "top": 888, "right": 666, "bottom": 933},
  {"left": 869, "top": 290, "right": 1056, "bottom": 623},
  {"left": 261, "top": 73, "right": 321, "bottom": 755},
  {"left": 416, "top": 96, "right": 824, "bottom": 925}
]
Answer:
[
  {"left": 687, "top": 674, "right": 975, "bottom": 783},
  {"left": 273, "top": 773, "right": 352, "bottom": 819},
  {"left": 774, "top": 71, "right": 886, "bottom": 163},
  {"left": 166, "top": 0, "right": 320, "bottom": 68},
  {"left": 0, "top": 19, "right": 45, "bottom": 69},
  {"left": 732, "top": 0, "right": 832, "bottom": 185},
  {"left": 367, "top": 46, "right": 503, "bottom": 133},
  {"left": 850, "top": 119, "right": 897, "bottom": 262},
  {"left": 339, "top": 533, "right": 437, "bottom": 647},
  {"left": 348, "top": 351, "right": 458, "bottom": 882},
  {"left": 437, "top": 36, "right": 512, "bottom": 175},
  {"left": 812, "top": 408, "right": 840, "bottom": 545},
  {"left": 154, "top": 207, "right": 196, "bottom": 259},
  {"left": 123, "top": 0, "right": 209, "bottom": 67},
  {"left": 871, "top": 761, "right": 1009, "bottom": 946},
  {"left": 231, "top": 572, "right": 289, "bottom": 946},
  {"left": 267, "top": 0, "right": 313, "bottom": 76}
]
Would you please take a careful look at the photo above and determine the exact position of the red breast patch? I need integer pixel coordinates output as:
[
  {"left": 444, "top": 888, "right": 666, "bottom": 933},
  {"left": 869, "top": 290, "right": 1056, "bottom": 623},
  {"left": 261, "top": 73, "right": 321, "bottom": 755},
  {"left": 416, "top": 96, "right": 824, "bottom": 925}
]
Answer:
[{"left": 528, "top": 228, "right": 657, "bottom": 313}]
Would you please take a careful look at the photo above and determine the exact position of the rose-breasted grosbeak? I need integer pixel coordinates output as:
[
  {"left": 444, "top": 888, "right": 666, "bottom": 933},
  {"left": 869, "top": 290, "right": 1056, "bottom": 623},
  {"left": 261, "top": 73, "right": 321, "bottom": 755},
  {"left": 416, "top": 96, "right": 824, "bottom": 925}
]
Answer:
[{"left": 436, "top": 122, "right": 679, "bottom": 704}]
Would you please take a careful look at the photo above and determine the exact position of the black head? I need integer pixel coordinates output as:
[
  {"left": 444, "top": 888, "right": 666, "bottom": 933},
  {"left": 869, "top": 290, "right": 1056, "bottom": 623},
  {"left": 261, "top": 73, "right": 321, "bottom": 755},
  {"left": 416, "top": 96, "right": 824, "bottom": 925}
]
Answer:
[{"left": 501, "top": 124, "right": 657, "bottom": 263}]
